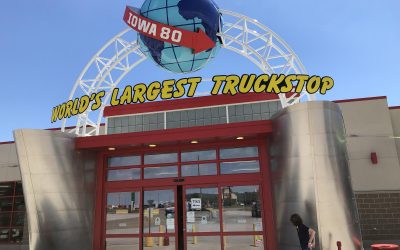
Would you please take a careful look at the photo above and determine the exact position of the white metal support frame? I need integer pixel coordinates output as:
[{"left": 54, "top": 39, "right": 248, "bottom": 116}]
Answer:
[{"left": 61, "top": 9, "right": 315, "bottom": 137}]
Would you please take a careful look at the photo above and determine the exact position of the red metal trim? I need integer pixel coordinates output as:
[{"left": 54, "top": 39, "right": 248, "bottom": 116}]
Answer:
[
  {"left": 220, "top": 231, "right": 265, "bottom": 236},
  {"left": 219, "top": 156, "right": 259, "bottom": 163},
  {"left": 98, "top": 140, "right": 273, "bottom": 250},
  {"left": 0, "top": 141, "right": 14, "bottom": 145},
  {"left": 139, "top": 187, "right": 143, "bottom": 249},
  {"left": 185, "top": 232, "right": 220, "bottom": 236},
  {"left": 389, "top": 106, "right": 400, "bottom": 110},
  {"left": 105, "top": 234, "right": 140, "bottom": 238},
  {"left": 107, "top": 165, "right": 142, "bottom": 171},
  {"left": 76, "top": 120, "right": 273, "bottom": 150},
  {"left": 182, "top": 185, "right": 188, "bottom": 250},
  {"left": 174, "top": 186, "right": 179, "bottom": 250},
  {"left": 141, "top": 232, "right": 176, "bottom": 237},
  {"left": 259, "top": 141, "right": 277, "bottom": 250},
  {"left": 104, "top": 92, "right": 281, "bottom": 117},
  {"left": 184, "top": 231, "right": 263, "bottom": 236},
  {"left": 93, "top": 153, "right": 105, "bottom": 250},
  {"left": 334, "top": 96, "right": 387, "bottom": 104}
]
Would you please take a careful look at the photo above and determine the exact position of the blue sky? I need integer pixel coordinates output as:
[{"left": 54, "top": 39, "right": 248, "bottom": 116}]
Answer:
[{"left": 1, "top": 0, "right": 399, "bottom": 141}]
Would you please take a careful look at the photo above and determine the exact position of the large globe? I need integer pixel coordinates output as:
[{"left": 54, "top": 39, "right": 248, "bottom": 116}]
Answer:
[{"left": 138, "top": 0, "right": 222, "bottom": 73}]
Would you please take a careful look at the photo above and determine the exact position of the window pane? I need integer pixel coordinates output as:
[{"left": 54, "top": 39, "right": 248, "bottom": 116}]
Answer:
[
  {"left": 186, "top": 236, "right": 220, "bottom": 250},
  {"left": 106, "top": 238, "right": 140, "bottom": 250},
  {"left": 225, "top": 235, "right": 264, "bottom": 250},
  {"left": 106, "top": 192, "right": 140, "bottom": 234},
  {"left": 0, "top": 183, "right": 14, "bottom": 197},
  {"left": 182, "top": 164, "right": 217, "bottom": 177},
  {"left": 142, "top": 237, "right": 176, "bottom": 249},
  {"left": 222, "top": 185, "right": 263, "bottom": 232},
  {"left": 15, "top": 182, "right": 23, "bottom": 196},
  {"left": 0, "top": 212, "right": 11, "bottom": 227},
  {"left": 109, "top": 156, "right": 141, "bottom": 167},
  {"left": 14, "top": 197, "right": 25, "bottom": 211},
  {"left": 0, "top": 229, "right": 9, "bottom": 242},
  {"left": 186, "top": 188, "right": 220, "bottom": 232},
  {"left": 108, "top": 169, "right": 141, "bottom": 181},
  {"left": 220, "top": 161, "right": 260, "bottom": 175},
  {"left": 0, "top": 198, "right": 13, "bottom": 211},
  {"left": 220, "top": 147, "right": 258, "bottom": 159},
  {"left": 144, "top": 166, "right": 178, "bottom": 179},
  {"left": 10, "top": 228, "right": 24, "bottom": 243},
  {"left": 12, "top": 212, "right": 25, "bottom": 226},
  {"left": 143, "top": 190, "right": 175, "bottom": 234},
  {"left": 144, "top": 153, "right": 177, "bottom": 165},
  {"left": 181, "top": 150, "right": 216, "bottom": 162}
]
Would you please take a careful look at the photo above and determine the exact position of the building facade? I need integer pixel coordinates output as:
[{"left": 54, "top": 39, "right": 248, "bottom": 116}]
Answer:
[{"left": 0, "top": 94, "right": 399, "bottom": 250}]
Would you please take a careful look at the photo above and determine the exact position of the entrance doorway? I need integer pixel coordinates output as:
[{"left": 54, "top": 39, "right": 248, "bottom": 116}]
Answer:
[{"left": 101, "top": 142, "right": 271, "bottom": 250}]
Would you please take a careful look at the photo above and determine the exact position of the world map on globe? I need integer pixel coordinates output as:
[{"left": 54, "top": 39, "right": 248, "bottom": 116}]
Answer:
[{"left": 137, "top": 0, "right": 223, "bottom": 73}]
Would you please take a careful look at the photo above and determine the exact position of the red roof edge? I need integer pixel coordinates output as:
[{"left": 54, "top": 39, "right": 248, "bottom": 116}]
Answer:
[
  {"left": 0, "top": 141, "right": 14, "bottom": 145},
  {"left": 334, "top": 96, "right": 387, "bottom": 104},
  {"left": 389, "top": 106, "right": 400, "bottom": 110}
]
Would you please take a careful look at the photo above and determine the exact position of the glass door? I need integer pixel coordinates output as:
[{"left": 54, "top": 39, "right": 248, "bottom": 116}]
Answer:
[
  {"left": 183, "top": 184, "right": 265, "bottom": 250},
  {"left": 142, "top": 187, "right": 177, "bottom": 250},
  {"left": 184, "top": 186, "right": 221, "bottom": 250},
  {"left": 105, "top": 190, "right": 141, "bottom": 250},
  {"left": 221, "top": 184, "right": 264, "bottom": 250}
]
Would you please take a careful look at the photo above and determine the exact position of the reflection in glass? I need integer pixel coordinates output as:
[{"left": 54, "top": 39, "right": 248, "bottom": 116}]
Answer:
[
  {"left": 108, "top": 169, "right": 141, "bottom": 181},
  {"left": 108, "top": 156, "right": 141, "bottom": 167},
  {"left": 0, "top": 229, "right": 9, "bottom": 242},
  {"left": 0, "top": 183, "right": 13, "bottom": 197},
  {"left": 13, "top": 197, "right": 25, "bottom": 211},
  {"left": 220, "top": 147, "right": 258, "bottom": 159},
  {"left": 143, "top": 236, "right": 176, "bottom": 250},
  {"left": 181, "top": 150, "right": 216, "bottom": 162},
  {"left": 222, "top": 185, "right": 263, "bottom": 232},
  {"left": 10, "top": 228, "right": 23, "bottom": 243},
  {"left": 0, "top": 213, "right": 11, "bottom": 227},
  {"left": 106, "top": 192, "right": 140, "bottom": 234},
  {"left": 144, "top": 166, "right": 178, "bottom": 179},
  {"left": 144, "top": 152, "right": 177, "bottom": 165},
  {"left": 15, "top": 182, "right": 23, "bottom": 196},
  {"left": 182, "top": 163, "right": 217, "bottom": 177},
  {"left": 12, "top": 212, "right": 24, "bottom": 226},
  {"left": 224, "top": 235, "right": 264, "bottom": 250},
  {"left": 0, "top": 198, "right": 13, "bottom": 211},
  {"left": 186, "top": 236, "right": 220, "bottom": 250},
  {"left": 220, "top": 161, "right": 260, "bottom": 175},
  {"left": 106, "top": 238, "right": 140, "bottom": 250},
  {"left": 143, "top": 190, "right": 175, "bottom": 234},
  {"left": 186, "top": 187, "right": 220, "bottom": 232}
]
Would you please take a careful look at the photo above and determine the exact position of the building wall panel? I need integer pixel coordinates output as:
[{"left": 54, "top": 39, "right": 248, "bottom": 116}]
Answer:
[{"left": 13, "top": 130, "right": 97, "bottom": 250}]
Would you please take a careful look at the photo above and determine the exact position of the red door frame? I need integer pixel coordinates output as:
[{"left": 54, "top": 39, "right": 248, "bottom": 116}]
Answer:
[
  {"left": 92, "top": 138, "right": 277, "bottom": 250},
  {"left": 182, "top": 179, "right": 267, "bottom": 250}
]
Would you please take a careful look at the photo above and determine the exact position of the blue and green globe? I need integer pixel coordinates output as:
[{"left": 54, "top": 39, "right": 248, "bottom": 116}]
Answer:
[{"left": 138, "top": 0, "right": 223, "bottom": 73}]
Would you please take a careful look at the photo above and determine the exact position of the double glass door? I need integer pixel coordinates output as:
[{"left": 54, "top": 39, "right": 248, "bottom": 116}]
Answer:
[{"left": 105, "top": 184, "right": 265, "bottom": 250}]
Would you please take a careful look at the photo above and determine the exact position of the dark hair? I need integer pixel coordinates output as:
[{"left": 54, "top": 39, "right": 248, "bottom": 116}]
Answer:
[{"left": 290, "top": 213, "right": 303, "bottom": 226}]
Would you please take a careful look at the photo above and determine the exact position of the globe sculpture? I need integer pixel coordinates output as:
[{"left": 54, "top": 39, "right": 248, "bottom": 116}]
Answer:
[{"left": 138, "top": 0, "right": 223, "bottom": 73}]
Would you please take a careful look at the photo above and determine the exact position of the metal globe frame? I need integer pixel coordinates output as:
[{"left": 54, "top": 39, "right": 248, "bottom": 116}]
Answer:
[{"left": 61, "top": 9, "right": 315, "bottom": 136}]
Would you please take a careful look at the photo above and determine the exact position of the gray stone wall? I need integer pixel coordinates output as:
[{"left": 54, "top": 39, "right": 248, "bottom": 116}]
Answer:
[{"left": 355, "top": 192, "right": 400, "bottom": 241}]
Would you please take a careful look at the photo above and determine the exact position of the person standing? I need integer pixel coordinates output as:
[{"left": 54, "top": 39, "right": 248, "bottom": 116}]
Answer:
[{"left": 290, "top": 213, "right": 316, "bottom": 250}]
